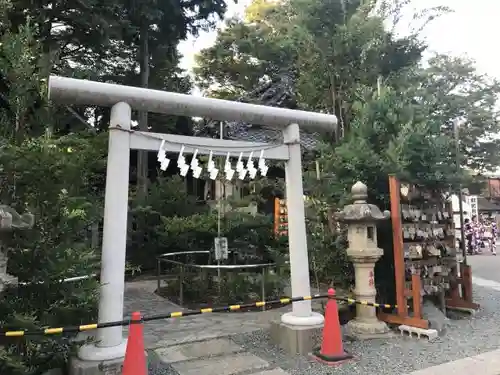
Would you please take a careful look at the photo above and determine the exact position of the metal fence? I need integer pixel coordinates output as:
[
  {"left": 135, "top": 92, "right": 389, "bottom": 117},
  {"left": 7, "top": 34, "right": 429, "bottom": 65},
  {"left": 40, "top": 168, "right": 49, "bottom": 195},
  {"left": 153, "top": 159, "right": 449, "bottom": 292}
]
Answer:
[{"left": 156, "top": 250, "right": 285, "bottom": 309}]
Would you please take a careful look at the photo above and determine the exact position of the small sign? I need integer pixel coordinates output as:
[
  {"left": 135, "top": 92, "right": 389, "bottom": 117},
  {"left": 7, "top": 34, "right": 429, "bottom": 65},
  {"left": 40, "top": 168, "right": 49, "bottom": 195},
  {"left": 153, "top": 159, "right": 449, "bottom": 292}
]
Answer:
[{"left": 214, "top": 237, "right": 228, "bottom": 260}]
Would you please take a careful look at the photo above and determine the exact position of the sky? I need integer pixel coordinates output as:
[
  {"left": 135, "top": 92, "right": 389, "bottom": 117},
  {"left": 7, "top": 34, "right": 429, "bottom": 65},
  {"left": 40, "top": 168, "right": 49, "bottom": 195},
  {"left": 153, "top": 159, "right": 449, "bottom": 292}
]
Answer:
[{"left": 178, "top": 0, "right": 500, "bottom": 88}]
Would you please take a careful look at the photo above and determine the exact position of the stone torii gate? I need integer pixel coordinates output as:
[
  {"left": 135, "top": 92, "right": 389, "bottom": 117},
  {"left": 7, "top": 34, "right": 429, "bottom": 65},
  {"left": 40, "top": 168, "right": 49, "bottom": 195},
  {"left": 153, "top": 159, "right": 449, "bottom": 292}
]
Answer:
[{"left": 47, "top": 76, "right": 337, "bottom": 365}]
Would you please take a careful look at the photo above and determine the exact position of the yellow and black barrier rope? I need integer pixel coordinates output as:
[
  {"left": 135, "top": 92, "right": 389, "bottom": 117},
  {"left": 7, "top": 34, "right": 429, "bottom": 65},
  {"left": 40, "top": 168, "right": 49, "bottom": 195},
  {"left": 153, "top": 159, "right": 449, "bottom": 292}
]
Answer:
[
  {"left": 342, "top": 297, "right": 397, "bottom": 310},
  {"left": 0, "top": 294, "right": 397, "bottom": 337}
]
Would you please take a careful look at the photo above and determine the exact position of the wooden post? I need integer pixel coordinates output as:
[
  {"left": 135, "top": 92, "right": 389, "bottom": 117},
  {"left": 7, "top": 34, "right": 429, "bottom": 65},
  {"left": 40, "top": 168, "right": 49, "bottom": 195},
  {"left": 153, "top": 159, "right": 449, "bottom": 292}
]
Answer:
[
  {"left": 388, "top": 175, "right": 407, "bottom": 317},
  {"left": 449, "top": 265, "right": 460, "bottom": 300},
  {"left": 411, "top": 273, "right": 422, "bottom": 319},
  {"left": 460, "top": 263, "right": 472, "bottom": 303}
]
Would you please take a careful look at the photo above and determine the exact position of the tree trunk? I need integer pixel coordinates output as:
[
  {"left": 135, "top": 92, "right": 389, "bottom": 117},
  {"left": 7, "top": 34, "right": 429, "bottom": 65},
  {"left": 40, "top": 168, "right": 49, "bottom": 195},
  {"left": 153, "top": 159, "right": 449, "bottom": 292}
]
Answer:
[{"left": 137, "top": 22, "right": 150, "bottom": 199}]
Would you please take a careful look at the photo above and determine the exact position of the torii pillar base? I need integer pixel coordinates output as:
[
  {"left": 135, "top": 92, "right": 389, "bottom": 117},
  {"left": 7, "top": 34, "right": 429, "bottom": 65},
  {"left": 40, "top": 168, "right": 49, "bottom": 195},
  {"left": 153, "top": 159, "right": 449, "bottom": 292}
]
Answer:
[
  {"left": 69, "top": 334, "right": 128, "bottom": 375},
  {"left": 270, "top": 312, "right": 324, "bottom": 355},
  {"left": 69, "top": 356, "right": 125, "bottom": 375}
]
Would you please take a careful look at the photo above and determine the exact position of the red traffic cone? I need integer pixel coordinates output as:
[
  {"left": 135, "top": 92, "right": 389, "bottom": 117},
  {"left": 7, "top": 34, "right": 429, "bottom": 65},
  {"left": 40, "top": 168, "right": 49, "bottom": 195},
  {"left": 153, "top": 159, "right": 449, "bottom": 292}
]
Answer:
[
  {"left": 312, "top": 288, "right": 352, "bottom": 365},
  {"left": 122, "top": 312, "right": 147, "bottom": 375}
]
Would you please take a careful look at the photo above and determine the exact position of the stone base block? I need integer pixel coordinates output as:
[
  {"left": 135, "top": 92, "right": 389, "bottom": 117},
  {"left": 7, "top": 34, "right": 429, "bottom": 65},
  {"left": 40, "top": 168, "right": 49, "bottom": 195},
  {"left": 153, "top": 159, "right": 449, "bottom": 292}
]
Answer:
[
  {"left": 69, "top": 356, "right": 124, "bottom": 375},
  {"left": 346, "top": 319, "right": 394, "bottom": 340},
  {"left": 269, "top": 320, "right": 322, "bottom": 356},
  {"left": 69, "top": 349, "right": 148, "bottom": 375},
  {"left": 398, "top": 325, "right": 438, "bottom": 340}
]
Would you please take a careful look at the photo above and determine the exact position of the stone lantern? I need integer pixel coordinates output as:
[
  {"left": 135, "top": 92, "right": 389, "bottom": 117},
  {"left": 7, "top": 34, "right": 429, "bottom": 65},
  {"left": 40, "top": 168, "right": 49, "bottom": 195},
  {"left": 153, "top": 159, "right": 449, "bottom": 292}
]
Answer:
[
  {"left": 336, "top": 181, "right": 391, "bottom": 339},
  {"left": 0, "top": 205, "right": 34, "bottom": 291}
]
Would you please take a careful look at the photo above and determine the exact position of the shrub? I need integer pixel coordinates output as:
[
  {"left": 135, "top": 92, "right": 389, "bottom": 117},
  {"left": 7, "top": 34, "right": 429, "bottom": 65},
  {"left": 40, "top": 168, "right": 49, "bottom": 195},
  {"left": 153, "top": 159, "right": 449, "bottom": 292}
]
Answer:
[{"left": 0, "top": 135, "right": 104, "bottom": 374}]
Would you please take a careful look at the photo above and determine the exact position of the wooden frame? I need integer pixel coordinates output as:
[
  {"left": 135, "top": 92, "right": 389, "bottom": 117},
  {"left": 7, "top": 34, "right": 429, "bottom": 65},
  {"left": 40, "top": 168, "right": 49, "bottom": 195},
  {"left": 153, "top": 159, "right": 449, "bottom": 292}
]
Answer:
[
  {"left": 378, "top": 175, "right": 479, "bottom": 329},
  {"left": 446, "top": 262, "right": 479, "bottom": 310},
  {"left": 378, "top": 175, "right": 429, "bottom": 328}
]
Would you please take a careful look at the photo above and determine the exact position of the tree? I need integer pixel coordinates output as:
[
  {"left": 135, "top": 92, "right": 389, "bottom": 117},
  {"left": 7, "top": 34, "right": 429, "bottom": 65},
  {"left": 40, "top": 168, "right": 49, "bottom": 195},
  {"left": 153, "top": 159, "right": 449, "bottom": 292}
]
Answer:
[
  {"left": 316, "top": 86, "right": 459, "bottom": 205},
  {"left": 408, "top": 55, "right": 500, "bottom": 172},
  {"left": 194, "top": 0, "right": 440, "bottom": 136},
  {"left": 0, "top": 7, "right": 49, "bottom": 142},
  {"left": 108, "top": 0, "right": 229, "bottom": 197},
  {"left": 195, "top": 0, "right": 499, "bottom": 174},
  {"left": 0, "top": 5, "right": 105, "bottom": 373},
  {"left": 6, "top": 0, "right": 129, "bottom": 74}
]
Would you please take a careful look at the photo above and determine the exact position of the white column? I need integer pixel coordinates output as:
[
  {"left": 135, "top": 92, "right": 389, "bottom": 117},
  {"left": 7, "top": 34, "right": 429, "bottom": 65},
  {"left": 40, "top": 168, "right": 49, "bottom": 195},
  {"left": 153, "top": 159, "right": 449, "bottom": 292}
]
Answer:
[
  {"left": 79, "top": 102, "right": 131, "bottom": 361},
  {"left": 280, "top": 123, "right": 324, "bottom": 326}
]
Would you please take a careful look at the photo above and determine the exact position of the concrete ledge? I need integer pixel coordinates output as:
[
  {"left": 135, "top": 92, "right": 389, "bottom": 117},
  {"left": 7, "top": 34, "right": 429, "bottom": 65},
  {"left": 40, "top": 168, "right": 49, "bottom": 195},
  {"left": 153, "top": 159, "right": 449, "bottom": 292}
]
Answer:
[
  {"left": 269, "top": 320, "right": 322, "bottom": 355},
  {"left": 404, "top": 348, "right": 500, "bottom": 375}
]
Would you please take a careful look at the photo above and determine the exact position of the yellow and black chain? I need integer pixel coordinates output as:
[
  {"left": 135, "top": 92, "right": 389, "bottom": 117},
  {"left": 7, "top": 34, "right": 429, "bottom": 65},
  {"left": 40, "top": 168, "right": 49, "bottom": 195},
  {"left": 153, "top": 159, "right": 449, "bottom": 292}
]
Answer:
[{"left": 0, "top": 294, "right": 397, "bottom": 337}]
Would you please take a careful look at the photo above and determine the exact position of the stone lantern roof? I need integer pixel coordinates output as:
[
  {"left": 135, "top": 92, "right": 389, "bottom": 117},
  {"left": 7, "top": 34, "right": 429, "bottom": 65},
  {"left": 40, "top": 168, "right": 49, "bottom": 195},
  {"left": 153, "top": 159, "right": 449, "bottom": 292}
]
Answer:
[{"left": 336, "top": 181, "right": 390, "bottom": 223}]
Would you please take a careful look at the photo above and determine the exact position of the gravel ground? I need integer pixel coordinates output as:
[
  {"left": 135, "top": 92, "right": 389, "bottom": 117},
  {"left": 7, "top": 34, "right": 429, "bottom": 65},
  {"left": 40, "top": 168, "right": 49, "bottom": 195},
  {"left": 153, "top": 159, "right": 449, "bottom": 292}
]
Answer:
[
  {"left": 147, "top": 285, "right": 500, "bottom": 375},
  {"left": 147, "top": 349, "right": 178, "bottom": 375},
  {"left": 231, "top": 285, "right": 500, "bottom": 375}
]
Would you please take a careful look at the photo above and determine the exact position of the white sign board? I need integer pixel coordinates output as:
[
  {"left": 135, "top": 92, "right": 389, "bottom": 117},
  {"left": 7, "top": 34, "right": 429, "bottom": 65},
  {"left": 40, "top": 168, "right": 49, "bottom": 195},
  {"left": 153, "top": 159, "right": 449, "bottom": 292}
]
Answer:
[{"left": 214, "top": 237, "right": 229, "bottom": 261}]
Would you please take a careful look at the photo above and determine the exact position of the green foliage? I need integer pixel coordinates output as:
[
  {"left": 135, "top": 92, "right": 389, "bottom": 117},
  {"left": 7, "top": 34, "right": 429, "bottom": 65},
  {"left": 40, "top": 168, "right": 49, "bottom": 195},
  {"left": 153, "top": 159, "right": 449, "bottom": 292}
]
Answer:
[
  {"left": 128, "top": 176, "right": 207, "bottom": 269},
  {"left": 407, "top": 55, "right": 500, "bottom": 172},
  {"left": 128, "top": 173, "right": 288, "bottom": 270},
  {"left": 0, "top": 9, "right": 49, "bottom": 142},
  {"left": 307, "top": 214, "right": 353, "bottom": 290},
  {"left": 314, "top": 86, "right": 463, "bottom": 207},
  {"left": 195, "top": 0, "right": 500, "bottom": 173},
  {"left": 220, "top": 271, "right": 285, "bottom": 302},
  {"left": 161, "top": 211, "right": 284, "bottom": 259},
  {"left": 129, "top": 182, "right": 287, "bottom": 269},
  {"left": 161, "top": 267, "right": 287, "bottom": 307},
  {"left": 0, "top": 135, "right": 106, "bottom": 375}
]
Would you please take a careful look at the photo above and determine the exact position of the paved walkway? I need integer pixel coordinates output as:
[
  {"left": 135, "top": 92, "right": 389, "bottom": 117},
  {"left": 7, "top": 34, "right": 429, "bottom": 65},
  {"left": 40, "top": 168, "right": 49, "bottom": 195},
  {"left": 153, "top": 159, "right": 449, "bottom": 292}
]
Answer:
[
  {"left": 151, "top": 338, "right": 291, "bottom": 375},
  {"left": 465, "top": 248, "right": 500, "bottom": 282},
  {"left": 403, "top": 348, "right": 500, "bottom": 375},
  {"left": 124, "top": 280, "right": 294, "bottom": 374}
]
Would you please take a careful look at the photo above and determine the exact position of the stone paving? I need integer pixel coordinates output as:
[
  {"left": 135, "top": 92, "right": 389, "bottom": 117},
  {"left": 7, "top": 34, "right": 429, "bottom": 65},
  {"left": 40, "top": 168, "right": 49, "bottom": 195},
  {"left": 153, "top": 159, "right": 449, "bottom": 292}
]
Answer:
[
  {"left": 153, "top": 337, "right": 291, "bottom": 375},
  {"left": 124, "top": 280, "right": 293, "bottom": 375},
  {"left": 124, "top": 280, "right": 289, "bottom": 349}
]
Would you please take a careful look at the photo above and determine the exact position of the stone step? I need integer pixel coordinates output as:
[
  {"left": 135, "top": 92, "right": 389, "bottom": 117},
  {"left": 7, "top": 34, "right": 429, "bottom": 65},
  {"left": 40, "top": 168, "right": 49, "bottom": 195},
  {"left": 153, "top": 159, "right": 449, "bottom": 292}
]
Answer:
[
  {"left": 170, "top": 352, "right": 269, "bottom": 375},
  {"left": 155, "top": 338, "right": 243, "bottom": 363},
  {"left": 154, "top": 338, "right": 288, "bottom": 375}
]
